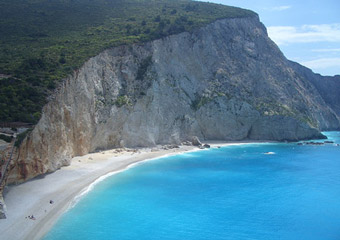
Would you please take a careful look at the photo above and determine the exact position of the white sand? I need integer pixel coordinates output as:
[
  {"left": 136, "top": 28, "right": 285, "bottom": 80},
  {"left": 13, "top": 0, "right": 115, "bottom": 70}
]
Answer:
[{"left": 0, "top": 141, "right": 261, "bottom": 240}]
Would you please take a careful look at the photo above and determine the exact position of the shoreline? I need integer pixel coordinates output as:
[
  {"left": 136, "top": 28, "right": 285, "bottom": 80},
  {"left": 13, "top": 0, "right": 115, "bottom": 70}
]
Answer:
[{"left": 0, "top": 141, "right": 268, "bottom": 240}]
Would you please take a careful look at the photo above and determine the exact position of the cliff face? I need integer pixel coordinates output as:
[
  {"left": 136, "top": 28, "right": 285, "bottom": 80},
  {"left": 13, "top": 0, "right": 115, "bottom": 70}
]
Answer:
[
  {"left": 8, "top": 16, "right": 340, "bottom": 183},
  {"left": 289, "top": 61, "right": 340, "bottom": 121}
]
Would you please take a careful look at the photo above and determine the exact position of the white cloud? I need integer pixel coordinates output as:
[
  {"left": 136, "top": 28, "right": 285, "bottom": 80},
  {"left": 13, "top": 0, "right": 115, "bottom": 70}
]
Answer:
[
  {"left": 270, "top": 5, "right": 291, "bottom": 11},
  {"left": 301, "top": 57, "right": 340, "bottom": 70},
  {"left": 267, "top": 24, "right": 340, "bottom": 45},
  {"left": 311, "top": 48, "right": 340, "bottom": 52}
]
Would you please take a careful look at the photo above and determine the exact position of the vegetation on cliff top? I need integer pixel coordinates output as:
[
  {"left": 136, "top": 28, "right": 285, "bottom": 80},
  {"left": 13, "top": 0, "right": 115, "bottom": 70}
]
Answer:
[{"left": 0, "top": 0, "right": 256, "bottom": 124}]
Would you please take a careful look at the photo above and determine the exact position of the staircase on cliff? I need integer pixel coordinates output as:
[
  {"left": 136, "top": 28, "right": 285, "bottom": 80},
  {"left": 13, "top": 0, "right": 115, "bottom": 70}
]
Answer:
[{"left": 0, "top": 137, "right": 17, "bottom": 219}]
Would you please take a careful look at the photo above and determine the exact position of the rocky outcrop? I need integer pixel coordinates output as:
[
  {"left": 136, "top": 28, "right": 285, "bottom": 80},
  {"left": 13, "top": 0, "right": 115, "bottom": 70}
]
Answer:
[
  {"left": 7, "top": 16, "right": 340, "bottom": 183},
  {"left": 191, "top": 136, "right": 202, "bottom": 146},
  {"left": 249, "top": 115, "right": 326, "bottom": 141}
]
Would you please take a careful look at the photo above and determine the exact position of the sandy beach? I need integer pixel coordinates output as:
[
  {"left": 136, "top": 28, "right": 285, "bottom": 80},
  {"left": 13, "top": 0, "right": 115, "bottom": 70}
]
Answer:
[{"left": 0, "top": 142, "right": 256, "bottom": 240}]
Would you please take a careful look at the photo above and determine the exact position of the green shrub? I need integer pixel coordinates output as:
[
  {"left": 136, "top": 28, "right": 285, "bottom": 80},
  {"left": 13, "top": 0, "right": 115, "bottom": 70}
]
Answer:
[
  {"left": 191, "top": 95, "right": 212, "bottom": 111},
  {"left": 115, "top": 95, "right": 131, "bottom": 107},
  {"left": 0, "top": 134, "right": 13, "bottom": 143}
]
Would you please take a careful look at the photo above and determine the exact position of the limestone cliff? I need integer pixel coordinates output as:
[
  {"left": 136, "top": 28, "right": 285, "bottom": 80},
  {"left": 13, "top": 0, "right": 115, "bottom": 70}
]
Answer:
[
  {"left": 289, "top": 61, "right": 340, "bottom": 121},
  {"left": 8, "top": 16, "right": 340, "bottom": 183}
]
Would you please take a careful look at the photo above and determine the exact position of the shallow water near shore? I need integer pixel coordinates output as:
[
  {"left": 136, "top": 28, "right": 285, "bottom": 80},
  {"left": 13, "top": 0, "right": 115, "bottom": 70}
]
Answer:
[{"left": 44, "top": 132, "right": 340, "bottom": 240}]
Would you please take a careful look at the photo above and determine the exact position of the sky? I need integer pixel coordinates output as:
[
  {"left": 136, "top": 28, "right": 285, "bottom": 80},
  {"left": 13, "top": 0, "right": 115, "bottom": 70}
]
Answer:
[{"left": 197, "top": 0, "right": 340, "bottom": 76}]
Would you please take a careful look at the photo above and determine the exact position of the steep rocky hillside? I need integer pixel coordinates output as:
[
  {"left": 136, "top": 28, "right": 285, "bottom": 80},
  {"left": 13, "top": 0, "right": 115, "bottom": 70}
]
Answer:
[
  {"left": 8, "top": 16, "right": 340, "bottom": 183},
  {"left": 0, "top": 0, "right": 255, "bottom": 123},
  {"left": 289, "top": 61, "right": 340, "bottom": 118}
]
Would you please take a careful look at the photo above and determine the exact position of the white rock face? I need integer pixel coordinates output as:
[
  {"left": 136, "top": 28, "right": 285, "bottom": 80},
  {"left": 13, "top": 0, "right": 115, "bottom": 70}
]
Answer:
[{"left": 8, "top": 16, "right": 339, "bottom": 183}]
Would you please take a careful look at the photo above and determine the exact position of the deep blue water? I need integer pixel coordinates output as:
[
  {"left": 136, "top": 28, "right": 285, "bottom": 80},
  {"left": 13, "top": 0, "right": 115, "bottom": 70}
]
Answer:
[{"left": 44, "top": 132, "right": 340, "bottom": 240}]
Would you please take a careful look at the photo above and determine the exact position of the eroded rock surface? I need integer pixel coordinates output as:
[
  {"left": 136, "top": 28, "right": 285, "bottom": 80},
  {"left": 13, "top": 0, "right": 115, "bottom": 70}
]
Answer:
[{"left": 8, "top": 16, "right": 340, "bottom": 183}]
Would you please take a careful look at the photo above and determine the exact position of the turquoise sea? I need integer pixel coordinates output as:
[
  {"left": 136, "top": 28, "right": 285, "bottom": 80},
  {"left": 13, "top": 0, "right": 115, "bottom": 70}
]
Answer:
[{"left": 44, "top": 132, "right": 340, "bottom": 240}]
